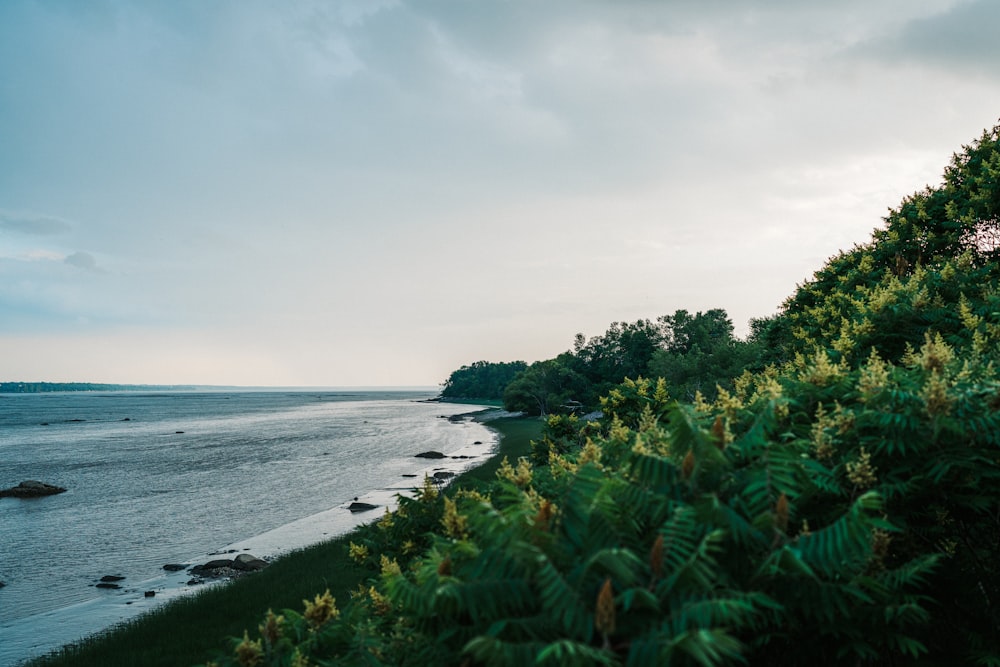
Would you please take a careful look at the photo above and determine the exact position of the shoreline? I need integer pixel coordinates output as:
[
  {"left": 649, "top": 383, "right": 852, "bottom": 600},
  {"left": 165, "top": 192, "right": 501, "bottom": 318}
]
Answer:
[{"left": 7, "top": 404, "right": 507, "bottom": 667}]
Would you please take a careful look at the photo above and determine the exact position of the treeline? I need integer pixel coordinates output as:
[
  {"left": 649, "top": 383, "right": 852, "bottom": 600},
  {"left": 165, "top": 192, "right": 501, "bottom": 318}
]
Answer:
[
  {"left": 442, "top": 309, "right": 772, "bottom": 415},
  {"left": 440, "top": 361, "right": 528, "bottom": 401},
  {"left": 207, "top": 123, "right": 1000, "bottom": 666},
  {"left": 0, "top": 382, "right": 191, "bottom": 394}
]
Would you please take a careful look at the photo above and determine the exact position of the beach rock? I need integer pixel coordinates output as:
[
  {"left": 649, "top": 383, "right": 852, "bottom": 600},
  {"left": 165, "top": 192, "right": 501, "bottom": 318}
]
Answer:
[
  {"left": 96, "top": 582, "right": 121, "bottom": 589},
  {"left": 163, "top": 563, "right": 187, "bottom": 572},
  {"left": 433, "top": 471, "right": 456, "bottom": 480},
  {"left": 0, "top": 581, "right": 6, "bottom": 588},
  {"left": 0, "top": 480, "right": 67, "bottom": 498},
  {"left": 414, "top": 451, "right": 446, "bottom": 459},
  {"left": 473, "top": 441, "right": 483, "bottom": 445},
  {"left": 190, "top": 559, "right": 235, "bottom": 576},
  {"left": 232, "top": 554, "right": 268, "bottom": 572},
  {"left": 347, "top": 501, "right": 378, "bottom": 513},
  {"left": 401, "top": 474, "right": 417, "bottom": 478},
  {"left": 144, "top": 590, "right": 155, "bottom": 598},
  {"left": 100, "top": 575, "right": 125, "bottom": 583},
  {"left": 187, "top": 578, "right": 203, "bottom": 586}
]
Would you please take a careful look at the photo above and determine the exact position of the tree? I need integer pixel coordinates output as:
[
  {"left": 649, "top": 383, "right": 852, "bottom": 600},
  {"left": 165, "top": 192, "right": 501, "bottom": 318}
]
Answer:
[
  {"left": 502, "top": 356, "right": 587, "bottom": 416},
  {"left": 648, "top": 309, "right": 759, "bottom": 401},
  {"left": 440, "top": 360, "right": 528, "bottom": 400}
]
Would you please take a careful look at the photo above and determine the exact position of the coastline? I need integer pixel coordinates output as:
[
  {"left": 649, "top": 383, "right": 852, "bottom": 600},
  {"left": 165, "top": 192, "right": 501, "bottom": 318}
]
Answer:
[{"left": 18, "top": 407, "right": 535, "bottom": 667}]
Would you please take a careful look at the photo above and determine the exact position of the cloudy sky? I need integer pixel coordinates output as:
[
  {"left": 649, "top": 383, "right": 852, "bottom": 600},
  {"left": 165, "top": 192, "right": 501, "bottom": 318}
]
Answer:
[{"left": 1, "top": 0, "right": 999, "bottom": 387}]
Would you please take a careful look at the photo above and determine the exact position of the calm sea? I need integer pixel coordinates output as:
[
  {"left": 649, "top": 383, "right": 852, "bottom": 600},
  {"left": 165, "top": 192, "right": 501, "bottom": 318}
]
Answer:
[{"left": 0, "top": 390, "right": 495, "bottom": 665}]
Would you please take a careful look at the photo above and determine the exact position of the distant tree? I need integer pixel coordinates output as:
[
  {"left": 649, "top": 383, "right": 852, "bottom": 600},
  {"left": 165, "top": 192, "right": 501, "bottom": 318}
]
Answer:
[
  {"left": 647, "top": 309, "right": 759, "bottom": 402},
  {"left": 573, "top": 318, "right": 666, "bottom": 398},
  {"left": 440, "top": 360, "right": 527, "bottom": 400},
  {"left": 502, "top": 356, "right": 587, "bottom": 416}
]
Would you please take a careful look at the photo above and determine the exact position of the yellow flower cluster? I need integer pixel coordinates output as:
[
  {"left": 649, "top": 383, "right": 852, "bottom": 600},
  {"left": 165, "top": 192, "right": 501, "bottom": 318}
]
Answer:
[
  {"left": 548, "top": 449, "right": 577, "bottom": 477},
  {"left": 368, "top": 585, "right": 392, "bottom": 615},
  {"left": 290, "top": 649, "right": 312, "bottom": 667},
  {"left": 377, "top": 508, "right": 394, "bottom": 530},
  {"left": 258, "top": 609, "right": 285, "bottom": 646},
  {"left": 922, "top": 371, "right": 954, "bottom": 417},
  {"left": 234, "top": 631, "right": 263, "bottom": 667},
  {"left": 858, "top": 349, "right": 891, "bottom": 401},
  {"left": 633, "top": 428, "right": 670, "bottom": 457},
  {"left": 692, "top": 390, "right": 712, "bottom": 414},
  {"left": 380, "top": 554, "right": 402, "bottom": 577},
  {"left": 417, "top": 475, "right": 439, "bottom": 502},
  {"left": 302, "top": 589, "right": 339, "bottom": 628},
  {"left": 348, "top": 541, "right": 369, "bottom": 564},
  {"left": 653, "top": 377, "right": 670, "bottom": 404},
  {"left": 749, "top": 372, "right": 788, "bottom": 419},
  {"left": 441, "top": 497, "right": 469, "bottom": 539},
  {"left": 915, "top": 332, "right": 955, "bottom": 373},
  {"left": 846, "top": 448, "right": 877, "bottom": 489},
  {"left": 637, "top": 404, "right": 658, "bottom": 433},
  {"left": 496, "top": 456, "right": 533, "bottom": 487},
  {"left": 797, "top": 349, "right": 848, "bottom": 387},
  {"left": 453, "top": 487, "right": 489, "bottom": 505},
  {"left": 578, "top": 438, "right": 603, "bottom": 466},
  {"left": 810, "top": 403, "right": 835, "bottom": 461},
  {"left": 733, "top": 370, "right": 754, "bottom": 402},
  {"left": 606, "top": 415, "right": 632, "bottom": 445}
]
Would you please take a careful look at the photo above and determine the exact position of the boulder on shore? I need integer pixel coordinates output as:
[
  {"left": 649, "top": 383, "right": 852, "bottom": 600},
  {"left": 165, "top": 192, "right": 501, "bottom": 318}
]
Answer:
[
  {"left": 347, "top": 501, "right": 378, "bottom": 513},
  {"left": 0, "top": 480, "right": 67, "bottom": 498},
  {"left": 190, "top": 554, "right": 268, "bottom": 577},
  {"left": 414, "top": 451, "right": 446, "bottom": 459},
  {"left": 232, "top": 554, "right": 269, "bottom": 572}
]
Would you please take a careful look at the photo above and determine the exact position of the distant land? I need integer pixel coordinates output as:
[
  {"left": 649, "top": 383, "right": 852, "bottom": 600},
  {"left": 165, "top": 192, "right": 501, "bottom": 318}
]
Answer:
[
  {"left": 0, "top": 382, "right": 198, "bottom": 394},
  {"left": 0, "top": 382, "right": 441, "bottom": 394}
]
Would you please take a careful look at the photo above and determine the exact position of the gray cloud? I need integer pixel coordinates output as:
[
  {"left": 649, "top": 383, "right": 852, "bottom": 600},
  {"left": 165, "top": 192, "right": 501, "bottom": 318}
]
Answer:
[
  {"left": 0, "top": 213, "right": 72, "bottom": 236},
  {"left": 64, "top": 251, "right": 100, "bottom": 272},
  {"left": 852, "top": 0, "right": 1000, "bottom": 78}
]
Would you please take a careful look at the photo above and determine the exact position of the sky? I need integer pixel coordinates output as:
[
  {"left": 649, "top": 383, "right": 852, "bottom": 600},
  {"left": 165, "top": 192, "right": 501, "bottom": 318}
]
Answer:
[{"left": 2, "top": 0, "right": 1000, "bottom": 387}]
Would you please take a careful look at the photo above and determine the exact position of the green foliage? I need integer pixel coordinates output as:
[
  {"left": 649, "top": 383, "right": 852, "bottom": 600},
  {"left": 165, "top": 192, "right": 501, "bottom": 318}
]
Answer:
[
  {"left": 441, "top": 360, "right": 528, "bottom": 400},
  {"left": 208, "top": 123, "right": 1000, "bottom": 666},
  {"left": 503, "top": 355, "right": 588, "bottom": 416}
]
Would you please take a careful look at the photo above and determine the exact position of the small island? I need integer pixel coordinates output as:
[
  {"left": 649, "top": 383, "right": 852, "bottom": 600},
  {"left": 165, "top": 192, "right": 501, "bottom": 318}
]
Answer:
[{"left": 0, "top": 480, "right": 67, "bottom": 498}]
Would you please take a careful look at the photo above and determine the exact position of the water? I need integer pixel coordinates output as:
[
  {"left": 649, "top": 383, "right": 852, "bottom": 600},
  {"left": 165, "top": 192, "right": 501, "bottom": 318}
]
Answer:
[{"left": 0, "top": 390, "right": 496, "bottom": 665}]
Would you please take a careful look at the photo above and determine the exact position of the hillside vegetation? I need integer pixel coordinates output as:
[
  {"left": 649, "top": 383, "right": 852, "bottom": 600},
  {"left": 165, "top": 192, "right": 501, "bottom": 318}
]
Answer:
[{"left": 205, "top": 123, "right": 1000, "bottom": 666}]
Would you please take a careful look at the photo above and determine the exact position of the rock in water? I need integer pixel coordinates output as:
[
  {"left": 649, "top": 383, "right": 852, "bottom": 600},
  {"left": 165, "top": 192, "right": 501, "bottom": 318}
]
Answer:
[
  {"left": 414, "top": 451, "right": 446, "bottom": 459},
  {"left": 0, "top": 480, "right": 67, "bottom": 498}
]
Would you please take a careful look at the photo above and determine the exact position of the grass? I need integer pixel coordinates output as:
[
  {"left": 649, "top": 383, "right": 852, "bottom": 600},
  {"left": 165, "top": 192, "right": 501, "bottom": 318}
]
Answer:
[{"left": 26, "top": 415, "right": 542, "bottom": 667}]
